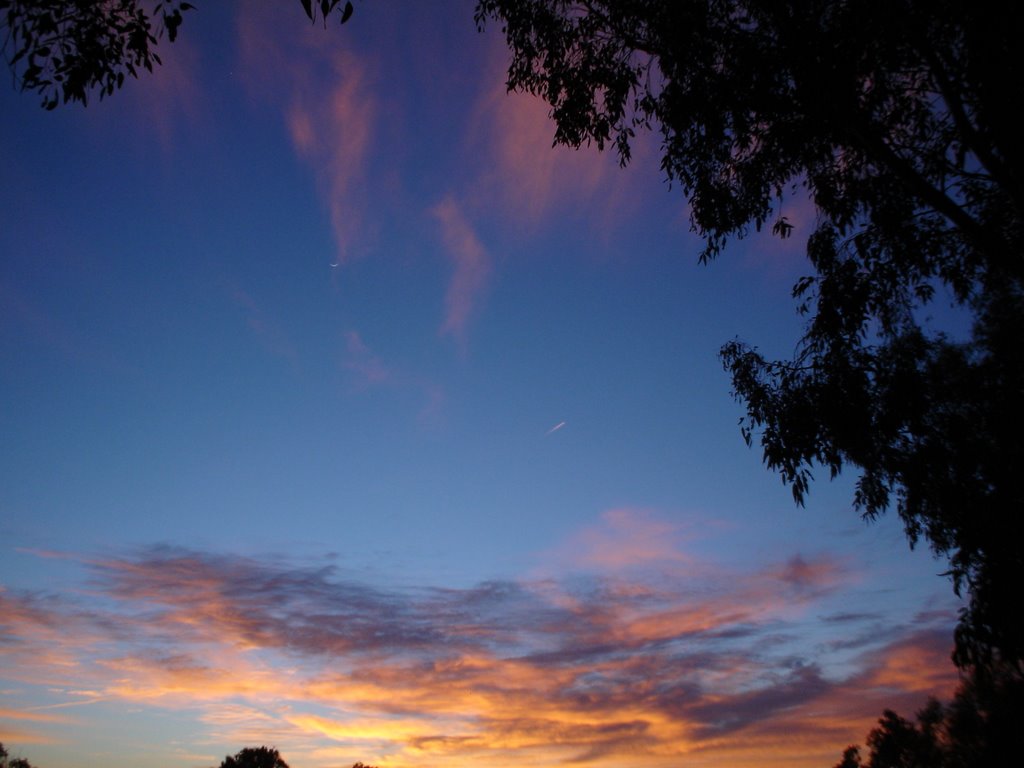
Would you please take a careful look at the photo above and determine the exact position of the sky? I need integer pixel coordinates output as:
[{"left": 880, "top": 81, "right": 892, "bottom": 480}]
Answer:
[{"left": 0, "top": 3, "right": 963, "bottom": 768}]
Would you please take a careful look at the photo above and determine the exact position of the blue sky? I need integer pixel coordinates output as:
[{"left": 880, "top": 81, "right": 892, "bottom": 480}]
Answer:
[{"left": 1, "top": 3, "right": 960, "bottom": 767}]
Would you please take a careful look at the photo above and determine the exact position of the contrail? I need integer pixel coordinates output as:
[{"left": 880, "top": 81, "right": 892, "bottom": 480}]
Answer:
[{"left": 545, "top": 421, "right": 566, "bottom": 435}]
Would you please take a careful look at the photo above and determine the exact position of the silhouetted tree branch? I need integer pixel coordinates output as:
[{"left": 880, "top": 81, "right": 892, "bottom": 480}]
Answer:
[
  {"left": 1, "top": 0, "right": 354, "bottom": 109},
  {"left": 476, "top": 0, "right": 1024, "bottom": 673}
]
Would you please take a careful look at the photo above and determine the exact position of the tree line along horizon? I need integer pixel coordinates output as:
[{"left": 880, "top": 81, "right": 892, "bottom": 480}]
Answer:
[
  {"left": 0, "top": 743, "right": 350, "bottom": 768},
  {"left": 2, "top": 0, "right": 1021, "bottom": 765}
]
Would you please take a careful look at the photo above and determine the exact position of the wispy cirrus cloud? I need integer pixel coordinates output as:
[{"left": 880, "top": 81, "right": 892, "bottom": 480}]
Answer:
[
  {"left": 0, "top": 516, "right": 959, "bottom": 768},
  {"left": 338, "top": 329, "right": 444, "bottom": 424},
  {"left": 228, "top": 284, "right": 299, "bottom": 365},
  {"left": 431, "top": 196, "right": 493, "bottom": 347},
  {"left": 0, "top": 712, "right": 66, "bottom": 747},
  {"left": 460, "top": 41, "right": 661, "bottom": 237},
  {"left": 342, "top": 329, "right": 391, "bottom": 388},
  {"left": 466, "top": 64, "right": 616, "bottom": 227},
  {"left": 550, "top": 508, "right": 693, "bottom": 573},
  {"left": 236, "top": 8, "right": 375, "bottom": 264}
]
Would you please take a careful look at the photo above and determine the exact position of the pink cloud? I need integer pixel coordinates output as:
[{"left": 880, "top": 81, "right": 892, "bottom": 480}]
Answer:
[
  {"left": 128, "top": 34, "right": 206, "bottom": 154},
  {"left": 460, "top": 42, "right": 658, "bottom": 236},
  {"left": 431, "top": 196, "right": 493, "bottom": 346},
  {"left": 416, "top": 382, "right": 446, "bottom": 427},
  {"left": 555, "top": 508, "right": 692, "bottom": 572},
  {"left": 236, "top": 8, "right": 375, "bottom": 264},
  {"left": 227, "top": 285, "right": 299, "bottom": 365},
  {"left": 468, "top": 71, "right": 610, "bottom": 224},
  {"left": 342, "top": 330, "right": 390, "bottom": 388},
  {"left": 338, "top": 329, "right": 445, "bottom": 424}
]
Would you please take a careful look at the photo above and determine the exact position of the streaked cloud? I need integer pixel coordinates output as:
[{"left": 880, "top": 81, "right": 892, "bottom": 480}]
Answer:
[
  {"left": 236, "top": 8, "right": 375, "bottom": 264},
  {"left": 228, "top": 284, "right": 299, "bottom": 364},
  {"left": 125, "top": 34, "right": 207, "bottom": 153},
  {"left": 468, "top": 68, "right": 613, "bottom": 226},
  {"left": 461, "top": 44, "right": 658, "bottom": 235},
  {"left": 431, "top": 196, "right": 493, "bottom": 347},
  {"left": 0, "top": 705, "right": 67, "bottom": 746},
  {"left": 338, "top": 330, "right": 445, "bottom": 426},
  {"left": 343, "top": 330, "right": 391, "bottom": 388},
  {"left": 0, "top": 521, "right": 959, "bottom": 768},
  {"left": 553, "top": 508, "right": 693, "bottom": 572}
]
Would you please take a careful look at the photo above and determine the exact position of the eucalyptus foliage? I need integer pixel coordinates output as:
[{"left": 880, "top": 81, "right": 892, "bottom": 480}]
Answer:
[
  {"left": 476, "top": 0, "right": 1024, "bottom": 671},
  {"left": 1, "top": 0, "right": 194, "bottom": 108},
  {"left": 1, "top": 0, "right": 353, "bottom": 109}
]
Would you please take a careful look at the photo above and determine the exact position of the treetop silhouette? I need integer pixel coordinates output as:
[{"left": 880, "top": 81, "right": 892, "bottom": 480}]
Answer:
[{"left": 217, "top": 745, "right": 290, "bottom": 768}]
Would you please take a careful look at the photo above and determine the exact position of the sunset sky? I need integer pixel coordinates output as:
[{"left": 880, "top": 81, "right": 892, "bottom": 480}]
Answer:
[{"left": 0, "top": 3, "right": 963, "bottom": 767}]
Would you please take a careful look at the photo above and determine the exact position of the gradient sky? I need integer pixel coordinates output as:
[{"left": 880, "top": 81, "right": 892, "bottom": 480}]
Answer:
[{"left": 0, "top": 3, "right": 962, "bottom": 768}]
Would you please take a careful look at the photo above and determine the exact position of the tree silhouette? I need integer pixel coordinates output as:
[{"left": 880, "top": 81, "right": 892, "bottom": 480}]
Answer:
[
  {"left": 0, "top": 743, "right": 37, "bottom": 768},
  {"left": 218, "top": 746, "right": 290, "bottom": 768},
  {"left": 833, "top": 663, "right": 1024, "bottom": 767},
  {"left": 476, "top": 0, "right": 1024, "bottom": 672}
]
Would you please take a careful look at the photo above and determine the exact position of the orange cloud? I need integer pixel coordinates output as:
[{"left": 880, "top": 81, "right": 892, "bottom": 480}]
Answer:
[
  {"left": 0, "top": 539, "right": 959, "bottom": 768},
  {"left": 431, "top": 196, "right": 493, "bottom": 346}
]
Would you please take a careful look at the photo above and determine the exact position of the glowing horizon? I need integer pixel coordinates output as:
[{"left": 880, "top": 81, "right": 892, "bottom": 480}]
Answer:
[{"left": 1, "top": 508, "right": 958, "bottom": 767}]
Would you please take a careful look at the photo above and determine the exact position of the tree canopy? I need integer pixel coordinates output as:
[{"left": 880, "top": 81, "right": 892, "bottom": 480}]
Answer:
[
  {"left": 475, "top": 0, "right": 1024, "bottom": 674},
  {"left": 832, "top": 663, "right": 1024, "bottom": 768},
  {"left": 218, "top": 746, "right": 290, "bottom": 768}
]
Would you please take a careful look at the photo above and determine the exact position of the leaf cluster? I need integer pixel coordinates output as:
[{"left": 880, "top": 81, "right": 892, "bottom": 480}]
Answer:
[
  {"left": 1, "top": 0, "right": 195, "bottom": 109},
  {"left": 299, "top": 0, "right": 355, "bottom": 27}
]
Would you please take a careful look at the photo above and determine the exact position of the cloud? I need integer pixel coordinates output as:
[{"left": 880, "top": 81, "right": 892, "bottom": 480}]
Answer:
[
  {"left": 0, "top": 706, "right": 67, "bottom": 745},
  {"left": 124, "top": 34, "right": 206, "bottom": 153},
  {"left": 0, "top": 528, "right": 959, "bottom": 768},
  {"left": 338, "top": 330, "right": 445, "bottom": 425},
  {"left": 228, "top": 285, "right": 299, "bottom": 364},
  {"left": 343, "top": 330, "right": 391, "bottom": 388},
  {"left": 236, "top": 7, "right": 375, "bottom": 264},
  {"left": 431, "top": 196, "right": 493, "bottom": 346},
  {"left": 458, "top": 41, "right": 660, "bottom": 238},
  {"left": 550, "top": 508, "right": 693, "bottom": 573},
  {"left": 467, "top": 62, "right": 615, "bottom": 227}
]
